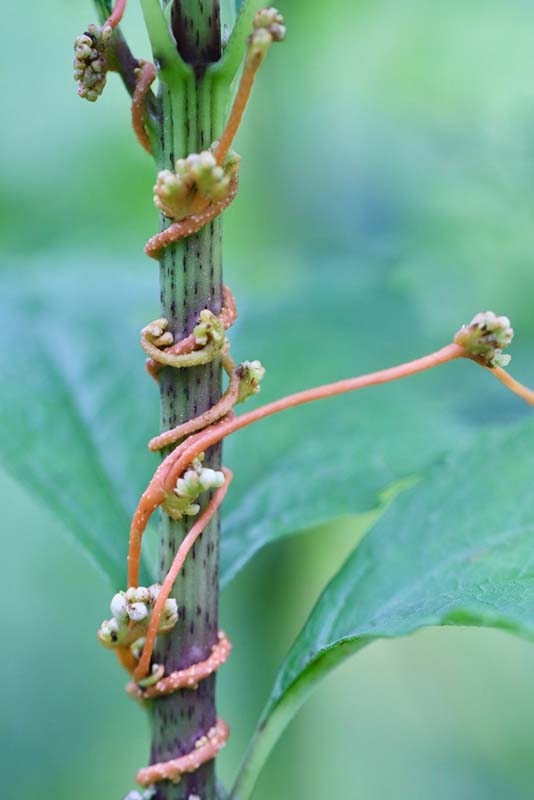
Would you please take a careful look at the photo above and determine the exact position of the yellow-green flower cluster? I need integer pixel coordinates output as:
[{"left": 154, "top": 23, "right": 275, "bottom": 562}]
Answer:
[
  {"left": 73, "top": 24, "right": 112, "bottom": 102},
  {"left": 154, "top": 150, "right": 240, "bottom": 221},
  {"left": 455, "top": 311, "right": 514, "bottom": 368},
  {"left": 237, "top": 360, "right": 266, "bottom": 402},
  {"left": 164, "top": 456, "right": 226, "bottom": 520}
]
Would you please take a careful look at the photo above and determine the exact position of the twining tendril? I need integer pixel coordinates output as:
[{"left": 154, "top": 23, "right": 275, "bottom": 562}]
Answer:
[
  {"left": 125, "top": 290, "right": 534, "bottom": 788},
  {"left": 136, "top": 719, "right": 230, "bottom": 787},
  {"left": 145, "top": 171, "right": 240, "bottom": 259},
  {"left": 148, "top": 358, "right": 264, "bottom": 451},
  {"left": 127, "top": 632, "right": 232, "bottom": 700},
  {"left": 126, "top": 317, "right": 533, "bottom": 602},
  {"left": 96, "top": 7, "right": 532, "bottom": 791},
  {"left": 131, "top": 60, "right": 156, "bottom": 154}
]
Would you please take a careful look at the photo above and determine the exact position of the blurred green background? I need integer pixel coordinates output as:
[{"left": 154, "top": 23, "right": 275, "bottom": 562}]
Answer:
[{"left": 3, "top": 0, "right": 534, "bottom": 797}]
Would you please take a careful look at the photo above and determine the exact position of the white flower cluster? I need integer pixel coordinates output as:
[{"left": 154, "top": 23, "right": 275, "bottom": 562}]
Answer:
[
  {"left": 166, "top": 457, "right": 226, "bottom": 519},
  {"left": 248, "top": 8, "right": 286, "bottom": 60},
  {"left": 154, "top": 150, "right": 240, "bottom": 222},
  {"left": 455, "top": 311, "right": 514, "bottom": 368},
  {"left": 98, "top": 585, "right": 178, "bottom": 649},
  {"left": 73, "top": 24, "right": 112, "bottom": 102},
  {"left": 237, "top": 360, "right": 266, "bottom": 403},
  {"left": 253, "top": 8, "right": 286, "bottom": 41},
  {"left": 193, "top": 309, "right": 226, "bottom": 348}
]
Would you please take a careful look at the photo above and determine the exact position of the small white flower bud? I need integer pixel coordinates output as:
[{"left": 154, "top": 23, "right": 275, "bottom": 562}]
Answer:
[
  {"left": 128, "top": 602, "right": 149, "bottom": 622},
  {"left": 198, "top": 468, "right": 225, "bottom": 491},
  {"left": 194, "top": 151, "right": 217, "bottom": 172},
  {"left": 253, "top": 7, "right": 285, "bottom": 36},
  {"left": 126, "top": 586, "right": 150, "bottom": 604},
  {"left": 110, "top": 592, "right": 128, "bottom": 621},
  {"left": 148, "top": 584, "right": 161, "bottom": 606},
  {"left": 238, "top": 359, "right": 266, "bottom": 402},
  {"left": 161, "top": 598, "right": 178, "bottom": 629},
  {"left": 98, "top": 617, "right": 120, "bottom": 646}
]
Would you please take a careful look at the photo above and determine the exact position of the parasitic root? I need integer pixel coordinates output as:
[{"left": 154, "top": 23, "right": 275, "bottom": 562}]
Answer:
[
  {"left": 136, "top": 719, "right": 229, "bottom": 786},
  {"left": 127, "top": 631, "right": 232, "bottom": 700}
]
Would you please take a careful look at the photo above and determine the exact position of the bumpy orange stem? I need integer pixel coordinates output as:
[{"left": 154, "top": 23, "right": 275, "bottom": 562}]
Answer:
[
  {"left": 131, "top": 61, "right": 155, "bottom": 154},
  {"left": 136, "top": 718, "right": 229, "bottom": 786}
]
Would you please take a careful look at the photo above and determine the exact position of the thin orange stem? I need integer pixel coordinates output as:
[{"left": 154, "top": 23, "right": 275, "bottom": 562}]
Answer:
[
  {"left": 127, "top": 342, "right": 533, "bottom": 594},
  {"left": 105, "top": 0, "right": 127, "bottom": 29},
  {"left": 131, "top": 61, "right": 155, "bottom": 154},
  {"left": 213, "top": 51, "right": 265, "bottom": 164},
  {"left": 127, "top": 482, "right": 168, "bottom": 588},
  {"left": 486, "top": 365, "right": 534, "bottom": 405},
  {"left": 133, "top": 471, "right": 232, "bottom": 681},
  {"left": 127, "top": 344, "right": 464, "bottom": 586},
  {"left": 164, "top": 343, "right": 466, "bottom": 491}
]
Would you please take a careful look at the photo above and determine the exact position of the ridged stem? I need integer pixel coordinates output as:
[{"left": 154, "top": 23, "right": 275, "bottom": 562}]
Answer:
[{"left": 149, "top": 3, "right": 224, "bottom": 799}]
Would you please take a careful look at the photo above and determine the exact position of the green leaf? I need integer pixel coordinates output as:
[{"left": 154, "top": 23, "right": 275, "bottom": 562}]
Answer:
[
  {"left": 216, "top": 779, "right": 230, "bottom": 800},
  {"left": 0, "top": 267, "right": 155, "bottom": 588},
  {"left": 232, "top": 417, "right": 534, "bottom": 799},
  {"left": 0, "top": 255, "right": 526, "bottom": 588}
]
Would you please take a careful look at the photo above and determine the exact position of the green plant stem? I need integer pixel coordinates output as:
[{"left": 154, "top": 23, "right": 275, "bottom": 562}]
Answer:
[
  {"left": 140, "top": 0, "right": 191, "bottom": 83},
  {"left": 148, "top": 3, "right": 225, "bottom": 800}
]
